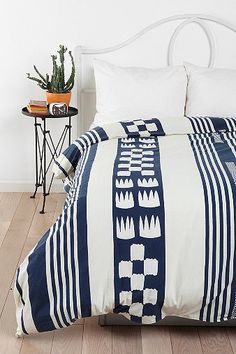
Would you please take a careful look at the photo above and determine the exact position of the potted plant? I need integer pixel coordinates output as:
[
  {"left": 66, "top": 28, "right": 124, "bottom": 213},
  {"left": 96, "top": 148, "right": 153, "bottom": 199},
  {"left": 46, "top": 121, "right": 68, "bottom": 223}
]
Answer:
[{"left": 27, "top": 45, "right": 75, "bottom": 106}]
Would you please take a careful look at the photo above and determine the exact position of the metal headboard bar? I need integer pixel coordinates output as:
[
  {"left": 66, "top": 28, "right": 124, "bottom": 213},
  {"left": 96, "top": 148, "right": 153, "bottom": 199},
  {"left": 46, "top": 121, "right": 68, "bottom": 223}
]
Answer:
[
  {"left": 78, "top": 14, "right": 236, "bottom": 56},
  {"left": 167, "top": 18, "right": 216, "bottom": 68}
]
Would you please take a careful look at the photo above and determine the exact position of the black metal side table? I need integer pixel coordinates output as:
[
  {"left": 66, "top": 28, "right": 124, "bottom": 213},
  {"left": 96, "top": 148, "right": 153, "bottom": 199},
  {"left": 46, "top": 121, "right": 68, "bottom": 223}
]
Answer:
[{"left": 22, "top": 106, "right": 78, "bottom": 214}]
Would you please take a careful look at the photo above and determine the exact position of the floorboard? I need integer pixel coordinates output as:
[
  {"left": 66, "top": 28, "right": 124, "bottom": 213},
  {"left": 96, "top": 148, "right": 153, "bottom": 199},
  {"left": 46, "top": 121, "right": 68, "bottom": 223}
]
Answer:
[
  {"left": 51, "top": 326, "right": 83, "bottom": 354},
  {"left": 227, "top": 328, "right": 236, "bottom": 353},
  {"left": 0, "top": 193, "right": 22, "bottom": 248},
  {"left": 142, "top": 326, "right": 172, "bottom": 354},
  {"left": 113, "top": 326, "right": 142, "bottom": 354},
  {"left": 198, "top": 327, "right": 233, "bottom": 354},
  {"left": 82, "top": 317, "right": 112, "bottom": 354},
  {"left": 0, "top": 193, "right": 38, "bottom": 315},
  {"left": 0, "top": 289, "right": 23, "bottom": 354},
  {"left": 170, "top": 327, "right": 203, "bottom": 354}
]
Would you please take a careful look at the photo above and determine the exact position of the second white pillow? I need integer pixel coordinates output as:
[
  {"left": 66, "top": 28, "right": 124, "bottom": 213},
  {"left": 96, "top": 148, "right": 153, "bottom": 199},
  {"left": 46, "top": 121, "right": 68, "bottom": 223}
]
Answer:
[{"left": 185, "top": 62, "right": 236, "bottom": 117}]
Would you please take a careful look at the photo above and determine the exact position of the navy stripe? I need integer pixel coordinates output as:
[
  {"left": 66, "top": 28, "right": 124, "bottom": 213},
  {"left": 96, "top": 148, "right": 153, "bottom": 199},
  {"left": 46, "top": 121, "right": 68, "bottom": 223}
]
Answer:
[
  {"left": 113, "top": 137, "right": 165, "bottom": 322},
  {"left": 69, "top": 205, "right": 78, "bottom": 318},
  {"left": 93, "top": 126, "right": 109, "bottom": 140},
  {"left": 27, "top": 230, "right": 56, "bottom": 332},
  {"left": 77, "top": 144, "right": 98, "bottom": 317},
  {"left": 209, "top": 117, "right": 228, "bottom": 132}
]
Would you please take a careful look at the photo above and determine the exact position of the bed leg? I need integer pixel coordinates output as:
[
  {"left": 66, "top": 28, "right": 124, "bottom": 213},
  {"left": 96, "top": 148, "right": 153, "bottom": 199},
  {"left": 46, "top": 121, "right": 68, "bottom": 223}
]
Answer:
[{"left": 98, "top": 315, "right": 106, "bottom": 326}]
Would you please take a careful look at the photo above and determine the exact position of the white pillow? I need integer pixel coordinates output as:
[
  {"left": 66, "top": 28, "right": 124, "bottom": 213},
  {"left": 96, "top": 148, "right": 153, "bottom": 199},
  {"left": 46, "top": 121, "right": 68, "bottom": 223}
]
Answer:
[
  {"left": 93, "top": 59, "right": 187, "bottom": 125},
  {"left": 185, "top": 62, "right": 236, "bottom": 117}
]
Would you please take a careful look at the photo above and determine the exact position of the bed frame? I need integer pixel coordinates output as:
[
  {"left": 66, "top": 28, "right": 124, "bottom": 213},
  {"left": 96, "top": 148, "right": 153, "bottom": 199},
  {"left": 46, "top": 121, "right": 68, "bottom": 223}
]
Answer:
[{"left": 75, "top": 14, "right": 236, "bottom": 326}]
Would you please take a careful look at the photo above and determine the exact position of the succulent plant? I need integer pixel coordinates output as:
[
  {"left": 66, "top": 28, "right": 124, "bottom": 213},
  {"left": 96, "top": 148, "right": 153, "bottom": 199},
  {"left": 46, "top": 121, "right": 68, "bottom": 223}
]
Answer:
[{"left": 27, "top": 45, "right": 75, "bottom": 93}]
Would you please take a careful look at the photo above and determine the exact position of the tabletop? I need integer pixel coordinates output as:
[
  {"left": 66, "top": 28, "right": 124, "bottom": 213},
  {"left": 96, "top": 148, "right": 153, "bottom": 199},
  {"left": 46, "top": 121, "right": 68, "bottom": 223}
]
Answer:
[{"left": 21, "top": 106, "right": 78, "bottom": 119}]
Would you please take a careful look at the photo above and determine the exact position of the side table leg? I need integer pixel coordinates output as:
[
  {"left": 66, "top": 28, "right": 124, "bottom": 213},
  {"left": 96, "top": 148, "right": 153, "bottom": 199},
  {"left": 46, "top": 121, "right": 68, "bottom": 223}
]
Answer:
[
  {"left": 40, "top": 118, "right": 47, "bottom": 214},
  {"left": 31, "top": 117, "right": 39, "bottom": 199},
  {"left": 68, "top": 116, "right": 72, "bottom": 145}
]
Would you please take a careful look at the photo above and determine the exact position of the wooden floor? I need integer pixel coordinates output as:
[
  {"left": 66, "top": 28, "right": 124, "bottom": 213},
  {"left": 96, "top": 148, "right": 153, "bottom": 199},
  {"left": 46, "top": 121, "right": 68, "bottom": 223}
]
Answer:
[{"left": 1, "top": 193, "right": 236, "bottom": 354}]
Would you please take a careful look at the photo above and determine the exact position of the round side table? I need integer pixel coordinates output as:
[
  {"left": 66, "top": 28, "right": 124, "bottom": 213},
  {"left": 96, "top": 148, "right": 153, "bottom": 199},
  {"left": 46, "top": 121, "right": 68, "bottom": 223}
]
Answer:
[{"left": 21, "top": 106, "right": 78, "bottom": 214}]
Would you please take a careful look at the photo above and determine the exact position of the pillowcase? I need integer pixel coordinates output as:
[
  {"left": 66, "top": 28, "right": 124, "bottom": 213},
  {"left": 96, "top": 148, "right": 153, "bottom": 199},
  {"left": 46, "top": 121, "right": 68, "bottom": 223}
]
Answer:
[
  {"left": 93, "top": 59, "right": 187, "bottom": 125},
  {"left": 185, "top": 62, "right": 236, "bottom": 117}
]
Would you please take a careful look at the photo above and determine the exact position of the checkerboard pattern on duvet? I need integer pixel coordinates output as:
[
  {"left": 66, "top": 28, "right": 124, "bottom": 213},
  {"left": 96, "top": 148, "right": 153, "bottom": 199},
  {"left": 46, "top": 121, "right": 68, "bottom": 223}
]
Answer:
[{"left": 15, "top": 116, "right": 236, "bottom": 335}]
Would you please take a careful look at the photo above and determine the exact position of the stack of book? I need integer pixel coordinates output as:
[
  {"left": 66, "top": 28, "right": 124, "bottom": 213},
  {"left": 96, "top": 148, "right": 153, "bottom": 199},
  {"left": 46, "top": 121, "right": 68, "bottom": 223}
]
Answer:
[{"left": 27, "top": 100, "right": 48, "bottom": 114}]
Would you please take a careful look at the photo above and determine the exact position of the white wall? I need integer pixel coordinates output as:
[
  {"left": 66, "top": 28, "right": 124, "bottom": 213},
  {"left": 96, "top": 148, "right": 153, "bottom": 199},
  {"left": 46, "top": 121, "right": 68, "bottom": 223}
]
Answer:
[{"left": 1, "top": 0, "right": 236, "bottom": 191}]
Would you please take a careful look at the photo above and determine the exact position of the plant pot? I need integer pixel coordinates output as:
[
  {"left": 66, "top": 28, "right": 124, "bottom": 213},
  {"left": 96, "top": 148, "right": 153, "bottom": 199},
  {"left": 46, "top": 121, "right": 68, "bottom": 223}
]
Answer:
[{"left": 46, "top": 91, "right": 71, "bottom": 106}]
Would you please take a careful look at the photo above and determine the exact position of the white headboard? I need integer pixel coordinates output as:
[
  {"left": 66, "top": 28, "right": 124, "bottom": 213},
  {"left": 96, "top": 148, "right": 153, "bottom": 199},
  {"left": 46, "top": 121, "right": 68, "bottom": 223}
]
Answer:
[{"left": 75, "top": 14, "right": 236, "bottom": 135}]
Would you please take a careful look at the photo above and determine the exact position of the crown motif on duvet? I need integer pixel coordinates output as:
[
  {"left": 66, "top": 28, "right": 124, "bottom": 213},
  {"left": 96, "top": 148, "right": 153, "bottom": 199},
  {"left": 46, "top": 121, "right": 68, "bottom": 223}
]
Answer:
[
  {"left": 121, "top": 143, "right": 136, "bottom": 148},
  {"left": 139, "top": 138, "right": 155, "bottom": 143},
  {"left": 121, "top": 138, "right": 135, "bottom": 143},
  {"left": 139, "top": 215, "right": 161, "bottom": 238},
  {"left": 139, "top": 144, "right": 156, "bottom": 148},
  {"left": 116, "top": 217, "right": 135, "bottom": 239},
  {"left": 138, "top": 190, "right": 160, "bottom": 208},
  {"left": 116, "top": 191, "right": 134, "bottom": 209},
  {"left": 116, "top": 179, "right": 134, "bottom": 189},
  {"left": 137, "top": 178, "right": 159, "bottom": 187}
]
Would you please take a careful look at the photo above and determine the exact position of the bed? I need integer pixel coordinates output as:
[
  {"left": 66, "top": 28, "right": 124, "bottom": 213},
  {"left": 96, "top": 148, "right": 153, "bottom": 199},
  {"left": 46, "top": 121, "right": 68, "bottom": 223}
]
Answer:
[{"left": 14, "top": 14, "right": 236, "bottom": 336}]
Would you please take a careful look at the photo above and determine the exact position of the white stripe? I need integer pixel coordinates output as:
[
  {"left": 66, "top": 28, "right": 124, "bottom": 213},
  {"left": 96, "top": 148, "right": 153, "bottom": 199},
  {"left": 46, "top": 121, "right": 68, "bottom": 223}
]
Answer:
[
  {"left": 73, "top": 140, "right": 84, "bottom": 152},
  {"left": 225, "top": 119, "right": 233, "bottom": 131},
  {"left": 87, "top": 139, "right": 117, "bottom": 315},
  {"left": 228, "top": 118, "right": 236, "bottom": 130},
  {"left": 70, "top": 150, "right": 88, "bottom": 203},
  {"left": 204, "top": 117, "right": 215, "bottom": 132},
  {"left": 160, "top": 135, "right": 205, "bottom": 319},
  {"left": 91, "top": 129, "right": 101, "bottom": 142},
  {"left": 83, "top": 134, "right": 91, "bottom": 146},
  {"left": 73, "top": 202, "right": 81, "bottom": 315},
  {"left": 87, "top": 131, "right": 96, "bottom": 144},
  {"left": 59, "top": 210, "right": 72, "bottom": 324},
  {"left": 66, "top": 205, "right": 75, "bottom": 320}
]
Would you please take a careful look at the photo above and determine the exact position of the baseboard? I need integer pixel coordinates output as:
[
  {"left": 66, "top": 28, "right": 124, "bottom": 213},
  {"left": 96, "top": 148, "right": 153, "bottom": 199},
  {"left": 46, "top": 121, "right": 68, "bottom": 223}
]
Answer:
[{"left": 0, "top": 181, "right": 64, "bottom": 193}]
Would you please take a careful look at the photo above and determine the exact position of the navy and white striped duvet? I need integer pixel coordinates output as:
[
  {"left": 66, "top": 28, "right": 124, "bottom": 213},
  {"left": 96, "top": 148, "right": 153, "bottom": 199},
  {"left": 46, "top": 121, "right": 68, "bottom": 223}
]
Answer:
[{"left": 15, "top": 116, "right": 236, "bottom": 335}]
